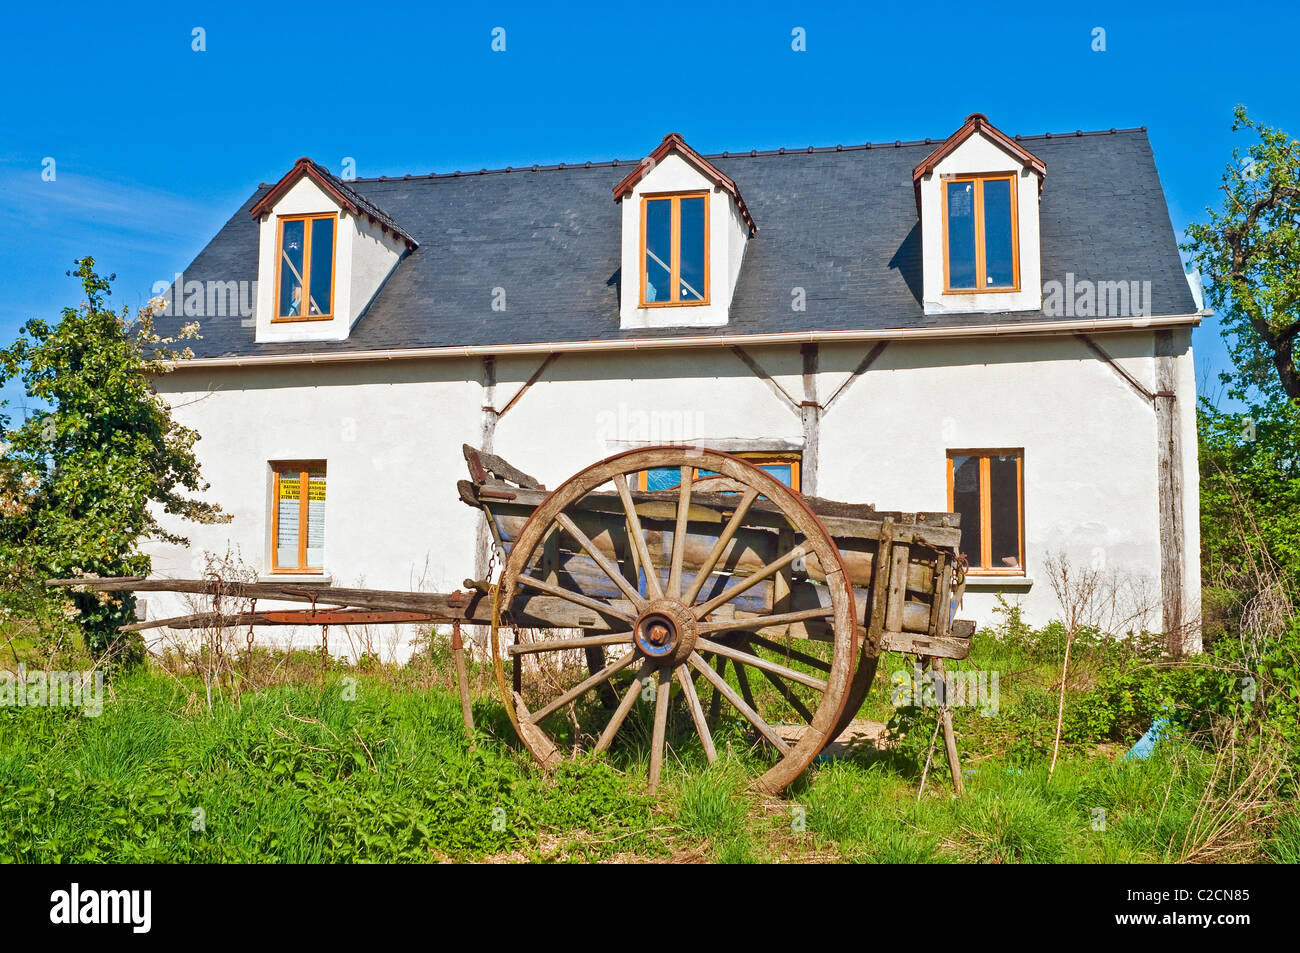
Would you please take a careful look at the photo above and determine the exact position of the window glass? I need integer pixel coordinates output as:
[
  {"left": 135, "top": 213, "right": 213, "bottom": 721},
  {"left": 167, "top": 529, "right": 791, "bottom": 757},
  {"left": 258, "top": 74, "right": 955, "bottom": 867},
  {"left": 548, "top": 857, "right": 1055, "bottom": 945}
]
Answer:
[
  {"left": 982, "top": 178, "right": 1015, "bottom": 288},
  {"left": 308, "top": 217, "right": 334, "bottom": 315},
  {"left": 276, "top": 474, "right": 302, "bottom": 567},
  {"left": 640, "top": 455, "right": 799, "bottom": 492},
  {"left": 645, "top": 465, "right": 681, "bottom": 491},
  {"left": 678, "top": 196, "right": 706, "bottom": 301},
  {"left": 988, "top": 455, "right": 1020, "bottom": 569},
  {"left": 950, "top": 455, "right": 984, "bottom": 567},
  {"left": 946, "top": 182, "right": 977, "bottom": 289},
  {"left": 274, "top": 466, "right": 326, "bottom": 571},
  {"left": 278, "top": 219, "right": 306, "bottom": 317},
  {"left": 306, "top": 472, "right": 327, "bottom": 567},
  {"left": 644, "top": 199, "right": 672, "bottom": 303}
]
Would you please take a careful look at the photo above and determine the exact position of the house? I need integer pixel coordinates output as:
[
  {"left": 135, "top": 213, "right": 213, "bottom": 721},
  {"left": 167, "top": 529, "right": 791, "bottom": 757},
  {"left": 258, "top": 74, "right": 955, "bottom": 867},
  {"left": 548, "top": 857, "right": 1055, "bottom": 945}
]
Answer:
[{"left": 145, "top": 114, "right": 1203, "bottom": 655}]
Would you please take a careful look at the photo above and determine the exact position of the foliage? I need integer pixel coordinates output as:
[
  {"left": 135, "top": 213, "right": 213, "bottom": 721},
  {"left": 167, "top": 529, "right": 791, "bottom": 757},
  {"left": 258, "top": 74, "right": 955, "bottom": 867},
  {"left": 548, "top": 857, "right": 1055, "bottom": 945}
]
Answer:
[
  {"left": 1183, "top": 105, "right": 1300, "bottom": 403},
  {"left": 0, "top": 259, "right": 227, "bottom": 666},
  {"left": 1198, "top": 400, "right": 1300, "bottom": 594}
]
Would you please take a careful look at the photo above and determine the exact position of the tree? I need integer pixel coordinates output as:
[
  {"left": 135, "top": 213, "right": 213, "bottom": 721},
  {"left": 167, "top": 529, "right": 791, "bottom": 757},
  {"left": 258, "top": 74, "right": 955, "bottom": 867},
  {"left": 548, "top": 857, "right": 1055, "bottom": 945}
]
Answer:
[
  {"left": 0, "top": 258, "right": 227, "bottom": 666},
  {"left": 1184, "top": 105, "right": 1300, "bottom": 404},
  {"left": 1184, "top": 108, "right": 1300, "bottom": 599}
]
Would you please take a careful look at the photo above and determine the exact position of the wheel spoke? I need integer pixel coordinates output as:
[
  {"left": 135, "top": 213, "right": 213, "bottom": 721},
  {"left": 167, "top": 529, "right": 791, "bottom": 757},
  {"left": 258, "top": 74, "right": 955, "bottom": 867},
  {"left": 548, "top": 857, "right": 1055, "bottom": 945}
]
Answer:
[
  {"left": 612, "top": 473, "right": 664, "bottom": 600},
  {"left": 692, "top": 543, "right": 811, "bottom": 620},
  {"left": 674, "top": 665, "right": 717, "bottom": 763},
  {"left": 682, "top": 488, "right": 759, "bottom": 606},
  {"left": 696, "top": 606, "right": 834, "bottom": 636},
  {"left": 705, "top": 656, "right": 725, "bottom": 722},
  {"left": 529, "top": 651, "right": 638, "bottom": 724},
  {"left": 733, "top": 654, "right": 758, "bottom": 712},
  {"left": 754, "top": 665, "right": 816, "bottom": 723},
  {"left": 695, "top": 636, "right": 829, "bottom": 692},
  {"left": 515, "top": 573, "right": 637, "bottom": 625},
  {"left": 595, "top": 660, "right": 653, "bottom": 752},
  {"left": 688, "top": 652, "right": 791, "bottom": 755},
  {"left": 744, "top": 633, "right": 832, "bottom": 673},
  {"left": 667, "top": 466, "right": 693, "bottom": 599},
  {"left": 555, "top": 512, "right": 647, "bottom": 611},
  {"left": 648, "top": 668, "right": 672, "bottom": 793},
  {"left": 508, "top": 631, "right": 631, "bottom": 656}
]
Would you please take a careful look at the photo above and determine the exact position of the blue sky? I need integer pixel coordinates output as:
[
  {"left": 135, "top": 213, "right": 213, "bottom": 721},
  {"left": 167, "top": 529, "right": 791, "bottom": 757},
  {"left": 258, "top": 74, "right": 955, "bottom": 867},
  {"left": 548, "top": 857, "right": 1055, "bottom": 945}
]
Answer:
[{"left": 1, "top": 0, "right": 1296, "bottom": 417}]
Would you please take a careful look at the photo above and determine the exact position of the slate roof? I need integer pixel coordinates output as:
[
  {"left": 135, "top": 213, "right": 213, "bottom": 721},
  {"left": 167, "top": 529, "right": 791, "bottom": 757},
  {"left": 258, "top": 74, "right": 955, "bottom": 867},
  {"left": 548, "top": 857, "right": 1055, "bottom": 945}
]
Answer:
[{"left": 160, "top": 127, "right": 1197, "bottom": 360}]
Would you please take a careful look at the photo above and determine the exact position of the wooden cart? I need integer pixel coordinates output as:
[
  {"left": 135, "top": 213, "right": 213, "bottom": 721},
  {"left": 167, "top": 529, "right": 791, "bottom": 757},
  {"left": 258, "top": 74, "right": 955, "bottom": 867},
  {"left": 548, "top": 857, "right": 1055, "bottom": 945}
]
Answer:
[{"left": 51, "top": 445, "right": 972, "bottom": 796}]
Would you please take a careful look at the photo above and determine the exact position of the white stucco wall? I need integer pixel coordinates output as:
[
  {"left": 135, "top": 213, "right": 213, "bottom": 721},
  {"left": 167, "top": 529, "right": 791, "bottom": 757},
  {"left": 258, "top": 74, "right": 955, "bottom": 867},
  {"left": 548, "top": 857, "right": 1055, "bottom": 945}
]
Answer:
[{"left": 145, "top": 330, "right": 1198, "bottom": 658}]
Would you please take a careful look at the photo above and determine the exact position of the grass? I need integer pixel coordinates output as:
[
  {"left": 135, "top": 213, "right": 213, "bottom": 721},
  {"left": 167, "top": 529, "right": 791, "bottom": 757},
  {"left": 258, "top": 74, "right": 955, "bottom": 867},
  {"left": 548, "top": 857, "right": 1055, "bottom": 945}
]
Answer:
[{"left": 0, "top": 622, "right": 1295, "bottom": 863}]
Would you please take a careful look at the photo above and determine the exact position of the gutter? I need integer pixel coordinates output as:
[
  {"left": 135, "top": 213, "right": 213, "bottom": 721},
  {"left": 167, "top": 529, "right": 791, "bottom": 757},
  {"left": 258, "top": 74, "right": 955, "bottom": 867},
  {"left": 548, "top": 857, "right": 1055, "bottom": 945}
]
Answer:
[{"left": 164, "top": 312, "right": 1205, "bottom": 371}]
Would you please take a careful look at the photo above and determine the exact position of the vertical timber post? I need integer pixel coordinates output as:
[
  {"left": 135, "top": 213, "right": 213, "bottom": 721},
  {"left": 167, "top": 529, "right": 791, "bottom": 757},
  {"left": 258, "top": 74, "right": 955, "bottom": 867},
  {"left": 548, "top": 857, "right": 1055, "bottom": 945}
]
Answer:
[
  {"left": 800, "top": 343, "right": 820, "bottom": 498},
  {"left": 472, "top": 357, "right": 498, "bottom": 652},
  {"left": 451, "top": 620, "right": 475, "bottom": 738},
  {"left": 1154, "top": 330, "right": 1185, "bottom": 655}
]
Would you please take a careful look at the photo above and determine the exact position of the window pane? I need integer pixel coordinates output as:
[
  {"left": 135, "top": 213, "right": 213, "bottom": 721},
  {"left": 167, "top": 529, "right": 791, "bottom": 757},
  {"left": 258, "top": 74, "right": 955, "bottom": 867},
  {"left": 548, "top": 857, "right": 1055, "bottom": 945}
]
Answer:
[
  {"left": 982, "top": 179, "right": 1015, "bottom": 288},
  {"left": 306, "top": 472, "right": 326, "bottom": 567},
  {"left": 278, "top": 220, "right": 306, "bottom": 317},
  {"left": 946, "top": 182, "right": 977, "bottom": 289},
  {"left": 758, "top": 464, "right": 792, "bottom": 487},
  {"left": 644, "top": 199, "right": 672, "bottom": 302},
  {"left": 678, "top": 197, "right": 706, "bottom": 301},
  {"left": 951, "top": 456, "right": 983, "bottom": 567},
  {"left": 645, "top": 466, "right": 681, "bottom": 491},
  {"left": 276, "top": 473, "right": 301, "bottom": 567},
  {"left": 988, "top": 455, "right": 1020, "bottom": 569},
  {"left": 308, "top": 217, "right": 334, "bottom": 315}
]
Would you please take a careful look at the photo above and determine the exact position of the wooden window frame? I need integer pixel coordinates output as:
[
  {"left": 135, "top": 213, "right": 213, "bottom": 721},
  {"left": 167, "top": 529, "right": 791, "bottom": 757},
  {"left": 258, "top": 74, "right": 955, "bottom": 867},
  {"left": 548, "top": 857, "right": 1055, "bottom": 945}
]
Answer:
[
  {"left": 270, "top": 462, "right": 326, "bottom": 574},
  {"left": 940, "top": 173, "right": 1020, "bottom": 295},
  {"left": 639, "top": 191, "right": 710, "bottom": 308},
  {"left": 273, "top": 212, "right": 338, "bottom": 323},
  {"left": 946, "top": 449, "right": 1025, "bottom": 575},
  {"left": 637, "top": 452, "right": 801, "bottom": 493}
]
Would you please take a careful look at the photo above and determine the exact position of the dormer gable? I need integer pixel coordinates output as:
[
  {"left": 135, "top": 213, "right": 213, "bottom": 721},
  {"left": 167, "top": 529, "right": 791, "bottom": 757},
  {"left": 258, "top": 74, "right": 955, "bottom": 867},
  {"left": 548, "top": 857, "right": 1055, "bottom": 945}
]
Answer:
[
  {"left": 913, "top": 114, "right": 1045, "bottom": 315},
  {"left": 614, "top": 133, "right": 754, "bottom": 330},
  {"left": 249, "top": 158, "right": 416, "bottom": 344}
]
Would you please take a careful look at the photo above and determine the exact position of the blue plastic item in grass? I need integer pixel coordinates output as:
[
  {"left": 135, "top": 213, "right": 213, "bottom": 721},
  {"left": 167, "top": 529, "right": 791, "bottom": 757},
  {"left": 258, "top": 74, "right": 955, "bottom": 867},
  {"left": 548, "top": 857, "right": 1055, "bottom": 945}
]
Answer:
[{"left": 1124, "top": 716, "right": 1173, "bottom": 760}]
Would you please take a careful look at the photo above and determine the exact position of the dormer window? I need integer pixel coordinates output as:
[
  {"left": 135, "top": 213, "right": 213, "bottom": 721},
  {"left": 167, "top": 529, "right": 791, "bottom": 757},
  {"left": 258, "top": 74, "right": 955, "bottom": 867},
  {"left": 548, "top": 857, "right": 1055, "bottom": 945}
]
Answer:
[
  {"left": 942, "top": 173, "right": 1018, "bottom": 293},
  {"left": 642, "top": 192, "right": 709, "bottom": 306},
  {"left": 914, "top": 115, "right": 1044, "bottom": 315},
  {"left": 615, "top": 134, "right": 753, "bottom": 329},
  {"left": 276, "top": 213, "right": 337, "bottom": 321},
  {"left": 249, "top": 157, "right": 416, "bottom": 343}
]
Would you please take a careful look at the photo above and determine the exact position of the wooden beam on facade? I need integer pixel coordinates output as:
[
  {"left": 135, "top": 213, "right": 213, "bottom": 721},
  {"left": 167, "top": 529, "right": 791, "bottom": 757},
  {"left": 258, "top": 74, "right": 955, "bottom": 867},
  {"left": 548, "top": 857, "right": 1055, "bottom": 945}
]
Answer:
[
  {"left": 497, "top": 352, "right": 559, "bottom": 418},
  {"left": 1154, "top": 329, "right": 1186, "bottom": 653},
  {"left": 1076, "top": 333, "right": 1156, "bottom": 403},
  {"left": 800, "top": 343, "right": 820, "bottom": 497},
  {"left": 822, "top": 341, "right": 889, "bottom": 415},
  {"left": 729, "top": 345, "right": 801, "bottom": 414}
]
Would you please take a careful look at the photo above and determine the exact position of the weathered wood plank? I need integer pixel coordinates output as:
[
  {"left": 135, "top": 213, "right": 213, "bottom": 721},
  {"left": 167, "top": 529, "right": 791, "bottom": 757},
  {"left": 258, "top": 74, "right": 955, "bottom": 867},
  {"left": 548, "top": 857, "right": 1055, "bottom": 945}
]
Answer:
[{"left": 460, "top": 478, "right": 962, "bottom": 550}]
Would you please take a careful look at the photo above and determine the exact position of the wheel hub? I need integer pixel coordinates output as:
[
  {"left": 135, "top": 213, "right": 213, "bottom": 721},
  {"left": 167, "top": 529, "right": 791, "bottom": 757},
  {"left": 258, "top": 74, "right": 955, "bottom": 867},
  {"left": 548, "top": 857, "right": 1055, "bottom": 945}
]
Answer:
[{"left": 633, "top": 600, "right": 698, "bottom": 665}]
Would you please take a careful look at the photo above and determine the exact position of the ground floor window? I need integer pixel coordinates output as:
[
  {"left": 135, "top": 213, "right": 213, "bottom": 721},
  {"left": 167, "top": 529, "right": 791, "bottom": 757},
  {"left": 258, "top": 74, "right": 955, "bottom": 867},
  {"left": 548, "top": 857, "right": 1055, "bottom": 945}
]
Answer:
[
  {"left": 272, "top": 462, "right": 326, "bottom": 572},
  {"left": 947, "top": 449, "right": 1023, "bottom": 573},
  {"left": 637, "top": 451, "right": 801, "bottom": 493}
]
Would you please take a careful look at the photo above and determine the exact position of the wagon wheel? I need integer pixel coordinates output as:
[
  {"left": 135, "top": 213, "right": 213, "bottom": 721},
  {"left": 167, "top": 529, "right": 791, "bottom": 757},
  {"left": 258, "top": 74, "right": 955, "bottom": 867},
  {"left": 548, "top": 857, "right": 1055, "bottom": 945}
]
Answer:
[{"left": 493, "top": 447, "right": 859, "bottom": 795}]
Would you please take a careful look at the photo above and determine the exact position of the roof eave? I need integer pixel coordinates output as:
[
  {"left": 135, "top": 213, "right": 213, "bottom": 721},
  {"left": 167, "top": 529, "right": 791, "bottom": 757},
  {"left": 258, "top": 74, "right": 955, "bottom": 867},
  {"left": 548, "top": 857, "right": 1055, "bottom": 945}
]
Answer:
[{"left": 163, "top": 313, "right": 1203, "bottom": 371}]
